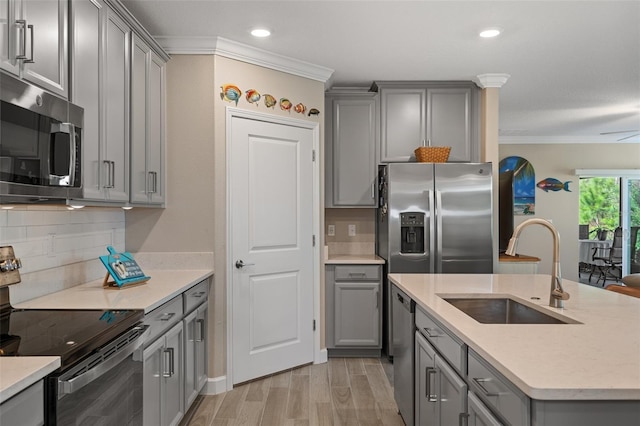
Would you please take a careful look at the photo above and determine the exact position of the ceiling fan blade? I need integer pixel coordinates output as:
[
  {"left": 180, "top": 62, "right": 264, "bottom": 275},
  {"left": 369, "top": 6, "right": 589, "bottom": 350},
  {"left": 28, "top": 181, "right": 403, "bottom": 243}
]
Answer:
[
  {"left": 600, "top": 129, "right": 639, "bottom": 135},
  {"left": 617, "top": 133, "right": 640, "bottom": 141}
]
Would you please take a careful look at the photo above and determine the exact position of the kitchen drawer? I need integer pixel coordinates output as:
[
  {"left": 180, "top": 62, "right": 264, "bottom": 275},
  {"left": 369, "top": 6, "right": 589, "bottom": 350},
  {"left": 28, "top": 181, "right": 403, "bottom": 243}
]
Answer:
[
  {"left": 183, "top": 279, "right": 209, "bottom": 314},
  {"left": 144, "top": 295, "right": 184, "bottom": 345},
  {"left": 415, "top": 306, "right": 465, "bottom": 373},
  {"left": 468, "top": 349, "right": 530, "bottom": 426},
  {"left": 334, "top": 265, "right": 380, "bottom": 281}
]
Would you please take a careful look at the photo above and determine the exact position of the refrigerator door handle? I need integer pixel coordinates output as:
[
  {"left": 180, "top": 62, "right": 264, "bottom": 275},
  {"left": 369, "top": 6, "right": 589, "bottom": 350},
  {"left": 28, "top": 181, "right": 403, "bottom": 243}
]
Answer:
[
  {"left": 435, "top": 190, "right": 443, "bottom": 272},
  {"left": 428, "top": 189, "right": 436, "bottom": 273}
]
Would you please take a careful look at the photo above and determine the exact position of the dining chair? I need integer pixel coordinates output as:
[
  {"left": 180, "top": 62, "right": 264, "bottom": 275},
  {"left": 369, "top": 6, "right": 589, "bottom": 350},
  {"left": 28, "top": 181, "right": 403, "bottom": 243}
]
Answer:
[{"left": 590, "top": 227, "right": 623, "bottom": 285}]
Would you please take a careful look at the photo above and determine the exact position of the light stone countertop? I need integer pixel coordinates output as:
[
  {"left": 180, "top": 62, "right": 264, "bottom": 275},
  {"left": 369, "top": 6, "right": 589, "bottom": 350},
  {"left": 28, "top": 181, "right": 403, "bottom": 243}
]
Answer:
[
  {"left": 388, "top": 273, "right": 640, "bottom": 401},
  {"left": 325, "top": 255, "right": 385, "bottom": 264},
  {"left": 0, "top": 357, "right": 60, "bottom": 403},
  {"left": 3, "top": 269, "right": 214, "bottom": 403},
  {"left": 12, "top": 269, "right": 214, "bottom": 313}
]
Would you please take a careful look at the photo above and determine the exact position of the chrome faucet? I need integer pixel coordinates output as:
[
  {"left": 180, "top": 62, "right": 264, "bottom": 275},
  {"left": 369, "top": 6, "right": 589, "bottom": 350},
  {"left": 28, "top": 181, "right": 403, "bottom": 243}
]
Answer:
[{"left": 505, "top": 218, "right": 570, "bottom": 308}]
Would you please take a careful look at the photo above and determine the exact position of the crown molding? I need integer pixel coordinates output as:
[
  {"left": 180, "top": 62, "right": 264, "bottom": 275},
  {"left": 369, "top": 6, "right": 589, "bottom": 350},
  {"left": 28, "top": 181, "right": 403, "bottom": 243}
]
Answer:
[
  {"left": 155, "top": 36, "right": 334, "bottom": 83},
  {"left": 475, "top": 73, "right": 511, "bottom": 89},
  {"left": 499, "top": 135, "right": 640, "bottom": 144}
]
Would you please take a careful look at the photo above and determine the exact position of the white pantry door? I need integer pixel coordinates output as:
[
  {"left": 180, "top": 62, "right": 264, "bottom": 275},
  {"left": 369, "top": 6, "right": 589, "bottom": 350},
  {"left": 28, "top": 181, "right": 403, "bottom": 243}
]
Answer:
[{"left": 230, "top": 115, "right": 315, "bottom": 384}]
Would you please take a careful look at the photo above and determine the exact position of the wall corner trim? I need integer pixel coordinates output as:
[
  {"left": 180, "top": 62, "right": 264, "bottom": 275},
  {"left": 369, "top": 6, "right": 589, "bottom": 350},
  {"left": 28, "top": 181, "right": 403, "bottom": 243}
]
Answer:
[{"left": 155, "top": 36, "right": 334, "bottom": 83}]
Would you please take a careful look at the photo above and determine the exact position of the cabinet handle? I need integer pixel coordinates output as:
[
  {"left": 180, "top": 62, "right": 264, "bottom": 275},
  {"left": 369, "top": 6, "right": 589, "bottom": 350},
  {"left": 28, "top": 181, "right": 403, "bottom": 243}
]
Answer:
[
  {"left": 146, "top": 171, "right": 152, "bottom": 194},
  {"left": 24, "top": 24, "right": 34, "bottom": 63},
  {"left": 423, "top": 327, "right": 441, "bottom": 338},
  {"left": 163, "top": 347, "right": 174, "bottom": 377},
  {"left": 110, "top": 161, "right": 116, "bottom": 188},
  {"left": 15, "top": 20, "right": 27, "bottom": 60},
  {"left": 472, "top": 377, "right": 505, "bottom": 397},
  {"left": 371, "top": 182, "right": 375, "bottom": 199},
  {"left": 158, "top": 312, "right": 176, "bottom": 321},
  {"left": 425, "top": 367, "right": 437, "bottom": 402},
  {"left": 153, "top": 171, "right": 158, "bottom": 193},
  {"left": 459, "top": 412, "right": 470, "bottom": 426},
  {"left": 196, "top": 318, "right": 205, "bottom": 342},
  {"left": 191, "top": 291, "right": 206, "bottom": 298},
  {"left": 103, "top": 161, "right": 113, "bottom": 188},
  {"left": 148, "top": 171, "right": 158, "bottom": 194}
]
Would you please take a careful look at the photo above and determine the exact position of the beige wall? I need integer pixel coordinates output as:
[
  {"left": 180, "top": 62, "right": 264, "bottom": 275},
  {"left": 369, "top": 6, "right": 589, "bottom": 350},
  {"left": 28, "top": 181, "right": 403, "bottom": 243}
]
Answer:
[
  {"left": 126, "top": 54, "right": 326, "bottom": 379},
  {"left": 499, "top": 143, "right": 640, "bottom": 280},
  {"left": 325, "top": 208, "right": 376, "bottom": 256}
]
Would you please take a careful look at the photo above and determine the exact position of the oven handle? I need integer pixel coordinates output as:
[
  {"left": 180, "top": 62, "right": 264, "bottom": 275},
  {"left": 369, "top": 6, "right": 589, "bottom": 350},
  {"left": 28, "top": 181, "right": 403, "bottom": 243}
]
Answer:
[{"left": 58, "top": 325, "right": 150, "bottom": 397}]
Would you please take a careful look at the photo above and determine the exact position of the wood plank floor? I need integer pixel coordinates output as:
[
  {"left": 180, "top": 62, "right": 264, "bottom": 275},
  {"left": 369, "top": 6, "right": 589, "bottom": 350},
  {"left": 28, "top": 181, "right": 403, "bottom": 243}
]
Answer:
[{"left": 180, "top": 357, "right": 404, "bottom": 426}]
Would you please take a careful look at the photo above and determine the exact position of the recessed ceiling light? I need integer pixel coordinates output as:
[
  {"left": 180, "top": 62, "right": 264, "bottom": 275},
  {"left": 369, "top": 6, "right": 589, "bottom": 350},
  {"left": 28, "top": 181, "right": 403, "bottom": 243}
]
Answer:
[
  {"left": 251, "top": 28, "right": 271, "bottom": 38},
  {"left": 479, "top": 28, "right": 501, "bottom": 38}
]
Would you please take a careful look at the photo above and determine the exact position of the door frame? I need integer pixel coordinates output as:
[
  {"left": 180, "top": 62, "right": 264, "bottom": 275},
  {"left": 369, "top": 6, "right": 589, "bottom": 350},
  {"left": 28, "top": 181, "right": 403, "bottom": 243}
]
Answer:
[{"left": 225, "top": 107, "right": 321, "bottom": 390}]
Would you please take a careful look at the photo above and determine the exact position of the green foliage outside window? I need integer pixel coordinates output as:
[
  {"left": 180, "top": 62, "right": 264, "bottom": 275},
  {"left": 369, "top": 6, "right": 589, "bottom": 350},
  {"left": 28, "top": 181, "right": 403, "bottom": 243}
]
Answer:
[{"left": 579, "top": 177, "right": 620, "bottom": 238}]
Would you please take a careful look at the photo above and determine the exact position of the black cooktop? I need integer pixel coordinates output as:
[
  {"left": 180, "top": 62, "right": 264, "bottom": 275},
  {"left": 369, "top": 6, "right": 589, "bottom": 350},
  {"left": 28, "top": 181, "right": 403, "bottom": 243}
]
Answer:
[{"left": 0, "top": 307, "right": 144, "bottom": 368}]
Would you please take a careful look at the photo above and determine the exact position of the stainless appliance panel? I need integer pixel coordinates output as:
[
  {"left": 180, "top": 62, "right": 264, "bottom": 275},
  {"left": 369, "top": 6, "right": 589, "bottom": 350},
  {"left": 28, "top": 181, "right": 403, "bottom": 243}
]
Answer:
[
  {"left": 0, "top": 73, "right": 83, "bottom": 204},
  {"left": 387, "top": 162, "right": 433, "bottom": 273},
  {"left": 435, "top": 163, "right": 493, "bottom": 273},
  {"left": 392, "top": 284, "right": 415, "bottom": 426}
]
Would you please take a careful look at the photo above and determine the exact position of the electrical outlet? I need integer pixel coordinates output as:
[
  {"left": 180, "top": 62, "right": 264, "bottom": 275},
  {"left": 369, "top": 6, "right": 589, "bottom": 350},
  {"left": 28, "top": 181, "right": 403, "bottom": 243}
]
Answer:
[
  {"left": 327, "top": 225, "right": 335, "bottom": 236},
  {"left": 348, "top": 224, "right": 356, "bottom": 237}
]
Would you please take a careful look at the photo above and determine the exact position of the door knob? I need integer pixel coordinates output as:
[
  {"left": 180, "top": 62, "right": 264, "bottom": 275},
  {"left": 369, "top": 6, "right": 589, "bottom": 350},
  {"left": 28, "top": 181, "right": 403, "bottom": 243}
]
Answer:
[{"left": 235, "top": 260, "right": 255, "bottom": 269}]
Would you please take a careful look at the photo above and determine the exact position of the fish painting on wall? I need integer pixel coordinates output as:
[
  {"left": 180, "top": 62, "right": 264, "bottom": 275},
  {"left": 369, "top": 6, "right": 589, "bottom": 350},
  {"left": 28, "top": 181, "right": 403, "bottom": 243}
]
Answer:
[
  {"left": 499, "top": 156, "right": 535, "bottom": 215},
  {"left": 537, "top": 178, "right": 572, "bottom": 192}
]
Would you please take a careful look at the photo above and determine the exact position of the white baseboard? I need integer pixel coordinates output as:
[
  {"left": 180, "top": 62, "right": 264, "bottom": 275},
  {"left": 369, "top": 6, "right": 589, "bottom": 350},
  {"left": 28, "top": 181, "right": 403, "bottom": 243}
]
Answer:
[
  {"left": 317, "top": 348, "right": 328, "bottom": 364},
  {"left": 201, "top": 375, "right": 227, "bottom": 395}
]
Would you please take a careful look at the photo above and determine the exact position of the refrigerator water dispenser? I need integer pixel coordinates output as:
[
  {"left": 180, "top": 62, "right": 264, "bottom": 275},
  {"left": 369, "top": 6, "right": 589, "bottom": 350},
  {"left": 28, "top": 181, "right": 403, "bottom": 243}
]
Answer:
[{"left": 400, "top": 212, "right": 425, "bottom": 254}]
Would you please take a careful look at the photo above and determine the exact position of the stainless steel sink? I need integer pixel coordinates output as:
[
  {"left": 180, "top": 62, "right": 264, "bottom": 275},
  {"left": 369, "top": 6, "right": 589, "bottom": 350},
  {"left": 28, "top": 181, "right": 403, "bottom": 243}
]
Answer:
[{"left": 443, "top": 297, "right": 580, "bottom": 324}]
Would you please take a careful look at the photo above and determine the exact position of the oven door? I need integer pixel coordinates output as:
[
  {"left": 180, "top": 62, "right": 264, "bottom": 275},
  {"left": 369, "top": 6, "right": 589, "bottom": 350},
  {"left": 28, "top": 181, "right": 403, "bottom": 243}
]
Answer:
[{"left": 46, "top": 324, "right": 150, "bottom": 425}]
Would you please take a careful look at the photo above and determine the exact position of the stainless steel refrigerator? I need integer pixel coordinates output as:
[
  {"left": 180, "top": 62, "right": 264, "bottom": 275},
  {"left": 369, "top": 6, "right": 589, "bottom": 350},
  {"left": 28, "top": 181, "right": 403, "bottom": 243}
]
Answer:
[{"left": 377, "top": 162, "right": 494, "bottom": 357}]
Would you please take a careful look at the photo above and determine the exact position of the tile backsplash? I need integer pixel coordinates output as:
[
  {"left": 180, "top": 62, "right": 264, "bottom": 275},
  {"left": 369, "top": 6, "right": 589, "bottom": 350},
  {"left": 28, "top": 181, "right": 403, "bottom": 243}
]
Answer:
[
  {"left": 325, "top": 208, "right": 376, "bottom": 256},
  {"left": 1, "top": 206, "right": 125, "bottom": 303}
]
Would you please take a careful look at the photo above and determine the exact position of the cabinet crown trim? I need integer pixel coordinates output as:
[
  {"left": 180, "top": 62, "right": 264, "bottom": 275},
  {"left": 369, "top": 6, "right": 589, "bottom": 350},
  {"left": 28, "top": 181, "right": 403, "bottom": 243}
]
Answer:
[{"left": 155, "top": 36, "right": 334, "bottom": 83}]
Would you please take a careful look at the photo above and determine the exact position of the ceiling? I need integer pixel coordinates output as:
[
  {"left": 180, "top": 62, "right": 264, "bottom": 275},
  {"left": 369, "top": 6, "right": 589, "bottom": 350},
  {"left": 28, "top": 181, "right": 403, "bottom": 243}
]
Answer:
[{"left": 121, "top": 0, "right": 640, "bottom": 144}]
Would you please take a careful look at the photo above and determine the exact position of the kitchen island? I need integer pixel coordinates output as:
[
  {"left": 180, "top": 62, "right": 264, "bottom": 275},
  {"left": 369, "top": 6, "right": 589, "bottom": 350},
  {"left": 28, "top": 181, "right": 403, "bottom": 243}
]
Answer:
[{"left": 389, "top": 273, "right": 640, "bottom": 425}]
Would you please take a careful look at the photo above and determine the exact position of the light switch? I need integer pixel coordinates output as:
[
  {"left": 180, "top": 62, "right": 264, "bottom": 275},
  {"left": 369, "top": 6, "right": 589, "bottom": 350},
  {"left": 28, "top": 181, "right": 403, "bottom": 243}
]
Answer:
[
  {"left": 328, "top": 225, "right": 335, "bottom": 236},
  {"left": 348, "top": 224, "right": 356, "bottom": 237}
]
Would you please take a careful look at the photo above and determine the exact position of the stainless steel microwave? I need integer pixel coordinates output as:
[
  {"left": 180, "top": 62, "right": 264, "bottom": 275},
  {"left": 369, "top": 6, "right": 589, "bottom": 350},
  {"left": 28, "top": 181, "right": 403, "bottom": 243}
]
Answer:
[{"left": 0, "top": 73, "right": 83, "bottom": 204}]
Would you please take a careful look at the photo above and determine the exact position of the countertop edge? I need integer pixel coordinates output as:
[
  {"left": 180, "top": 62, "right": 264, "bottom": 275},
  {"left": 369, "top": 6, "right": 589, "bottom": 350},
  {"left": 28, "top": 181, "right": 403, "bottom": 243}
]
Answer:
[
  {"left": 388, "top": 273, "right": 640, "bottom": 401},
  {"left": 0, "top": 357, "right": 61, "bottom": 404},
  {"left": 324, "top": 255, "right": 385, "bottom": 265}
]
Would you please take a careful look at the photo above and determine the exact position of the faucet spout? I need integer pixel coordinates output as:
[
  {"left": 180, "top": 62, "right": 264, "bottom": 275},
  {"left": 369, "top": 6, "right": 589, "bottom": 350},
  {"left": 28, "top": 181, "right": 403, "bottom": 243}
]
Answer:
[{"left": 505, "top": 218, "right": 570, "bottom": 308}]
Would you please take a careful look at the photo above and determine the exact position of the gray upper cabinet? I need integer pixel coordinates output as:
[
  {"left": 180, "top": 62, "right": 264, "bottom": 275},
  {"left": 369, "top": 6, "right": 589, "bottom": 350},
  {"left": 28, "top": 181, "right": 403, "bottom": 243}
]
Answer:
[
  {"left": 373, "top": 81, "right": 480, "bottom": 163},
  {"left": 325, "top": 91, "right": 378, "bottom": 208},
  {"left": 130, "top": 33, "right": 166, "bottom": 205},
  {"left": 71, "top": 0, "right": 130, "bottom": 203},
  {"left": 0, "top": 0, "right": 68, "bottom": 98}
]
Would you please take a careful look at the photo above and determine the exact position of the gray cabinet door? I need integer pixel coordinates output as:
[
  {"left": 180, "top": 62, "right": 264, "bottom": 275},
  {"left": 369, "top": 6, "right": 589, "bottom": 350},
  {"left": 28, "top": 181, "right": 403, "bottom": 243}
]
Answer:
[
  {"left": 437, "top": 355, "right": 468, "bottom": 426},
  {"left": 379, "top": 87, "right": 426, "bottom": 162},
  {"left": 325, "top": 93, "right": 378, "bottom": 207},
  {"left": 183, "top": 303, "right": 208, "bottom": 409},
  {"left": 143, "top": 336, "right": 164, "bottom": 426},
  {"left": 0, "top": 0, "right": 21, "bottom": 75},
  {"left": 468, "top": 391, "right": 503, "bottom": 426},
  {"left": 163, "top": 322, "right": 184, "bottom": 426},
  {"left": 103, "top": 8, "right": 130, "bottom": 202},
  {"left": 183, "top": 309, "right": 198, "bottom": 408},
  {"left": 415, "top": 331, "right": 438, "bottom": 426},
  {"left": 427, "top": 87, "right": 474, "bottom": 162},
  {"left": 130, "top": 34, "right": 165, "bottom": 205},
  {"left": 71, "top": 0, "right": 104, "bottom": 201},
  {"left": 195, "top": 303, "right": 208, "bottom": 391},
  {"left": 334, "top": 281, "right": 380, "bottom": 346}
]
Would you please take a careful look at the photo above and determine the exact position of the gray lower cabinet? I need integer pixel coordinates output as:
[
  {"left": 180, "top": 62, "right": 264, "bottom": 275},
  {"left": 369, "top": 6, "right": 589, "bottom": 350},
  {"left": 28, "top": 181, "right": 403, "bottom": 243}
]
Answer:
[
  {"left": 468, "top": 391, "right": 503, "bottom": 426},
  {"left": 326, "top": 264, "right": 382, "bottom": 356},
  {"left": 142, "top": 278, "right": 210, "bottom": 426},
  {"left": 0, "top": 379, "right": 44, "bottom": 426},
  {"left": 143, "top": 320, "right": 185, "bottom": 426},
  {"left": 373, "top": 81, "right": 480, "bottom": 163},
  {"left": 415, "top": 330, "right": 467, "bottom": 426},
  {"left": 325, "top": 91, "right": 378, "bottom": 208},
  {"left": 184, "top": 300, "right": 208, "bottom": 408}
]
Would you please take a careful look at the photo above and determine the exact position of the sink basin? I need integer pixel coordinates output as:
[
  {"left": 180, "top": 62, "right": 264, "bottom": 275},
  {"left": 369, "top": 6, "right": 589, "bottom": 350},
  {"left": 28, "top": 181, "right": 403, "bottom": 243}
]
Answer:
[{"left": 443, "top": 296, "right": 580, "bottom": 324}]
